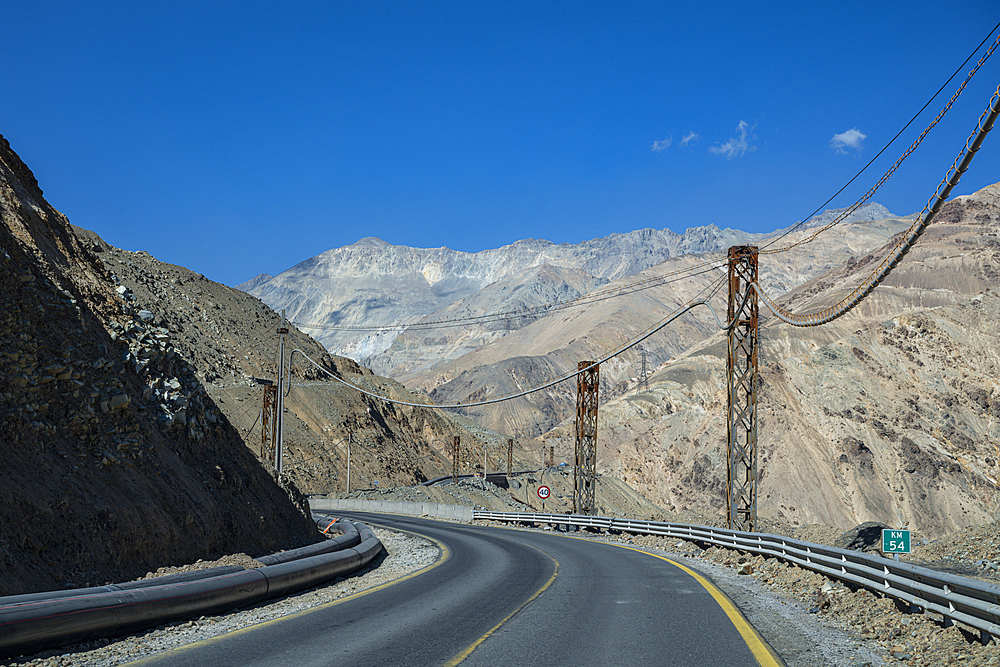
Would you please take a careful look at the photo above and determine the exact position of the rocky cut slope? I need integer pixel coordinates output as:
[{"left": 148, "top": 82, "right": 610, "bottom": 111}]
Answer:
[{"left": 0, "top": 134, "right": 324, "bottom": 595}]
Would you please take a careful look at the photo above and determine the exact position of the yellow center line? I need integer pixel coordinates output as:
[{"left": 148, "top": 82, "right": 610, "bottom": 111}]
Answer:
[
  {"left": 592, "top": 539, "right": 785, "bottom": 667},
  {"left": 483, "top": 523, "right": 784, "bottom": 667},
  {"left": 444, "top": 543, "right": 560, "bottom": 667}
]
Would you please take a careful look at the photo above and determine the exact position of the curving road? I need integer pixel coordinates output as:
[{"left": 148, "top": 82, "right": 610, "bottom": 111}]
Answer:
[{"left": 130, "top": 512, "right": 782, "bottom": 666}]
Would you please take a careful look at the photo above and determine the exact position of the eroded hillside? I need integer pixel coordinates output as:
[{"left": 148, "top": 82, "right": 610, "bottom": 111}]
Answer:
[
  {"left": 538, "top": 183, "right": 1000, "bottom": 539},
  {"left": 0, "top": 135, "right": 318, "bottom": 595},
  {"left": 73, "top": 226, "right": 522, "bottom": 497}
]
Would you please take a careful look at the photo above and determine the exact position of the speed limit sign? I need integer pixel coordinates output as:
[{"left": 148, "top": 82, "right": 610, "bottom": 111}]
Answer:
[{"left": 537, "top": 485, "right": 551, "bottom": 500}]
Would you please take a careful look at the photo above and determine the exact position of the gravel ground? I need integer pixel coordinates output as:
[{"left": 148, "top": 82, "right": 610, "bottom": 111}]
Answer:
[{"left": 1, "top": 529, "right": 440, "bottom": 667}]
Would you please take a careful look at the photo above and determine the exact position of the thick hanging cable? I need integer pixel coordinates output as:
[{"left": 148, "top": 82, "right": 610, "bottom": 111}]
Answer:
[
  {"left": 761, "top": 24, "right": 1000, "bottom": 255},
  {"left": 758, "top": 83, "right": 1000, "bottom": 327},
  {"left": 290, "top": 274, "right": 736, "bottom": 410}
]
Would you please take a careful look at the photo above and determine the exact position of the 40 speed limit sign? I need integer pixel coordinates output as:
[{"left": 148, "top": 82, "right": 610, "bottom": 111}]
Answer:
[{"left": 537, "top": 485, "right": 551, "bottom": 500}]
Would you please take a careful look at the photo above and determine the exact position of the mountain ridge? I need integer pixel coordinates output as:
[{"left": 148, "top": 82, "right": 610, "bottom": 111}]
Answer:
[{"left": 239, "top": 201, "right": 897, "bottom": 368}]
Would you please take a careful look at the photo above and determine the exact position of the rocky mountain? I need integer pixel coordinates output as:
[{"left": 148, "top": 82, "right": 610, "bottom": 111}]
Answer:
[
  {"left": 240, "top": 169, "right": 1000, "bottom": 541},
  {"left": 0, "top": 134, "right": 322, "bottom": 595},
  {"left": 536, "top": 182, "right": 1000, "bottom": 539},
  {"left": 0, "top": 134, "right": 511, "bottom": 596},
  {"left": 240, "top": 201, "right": 897, "bottom": 376}
]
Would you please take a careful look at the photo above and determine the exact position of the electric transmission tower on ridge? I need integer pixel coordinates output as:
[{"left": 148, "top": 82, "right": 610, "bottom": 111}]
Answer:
[{"left": 639, "top": 345, "right": 650, "bottom": 391}]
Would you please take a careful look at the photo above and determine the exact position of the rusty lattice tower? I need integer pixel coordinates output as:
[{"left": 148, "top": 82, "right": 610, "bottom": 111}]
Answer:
[
  {"left": 260, "top": 382, "right": 277, "bottom": 463},
  {"left": 726, "top": 246, "right": 759, "bottom": 532},
  {"left": 573, "top": 361, "right": 599, "bottom": 515}
]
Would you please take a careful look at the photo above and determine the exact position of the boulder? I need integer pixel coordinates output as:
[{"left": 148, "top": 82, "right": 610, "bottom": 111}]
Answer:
[{"left": 834, "top": 521, "right": 890, "bottom": 553}]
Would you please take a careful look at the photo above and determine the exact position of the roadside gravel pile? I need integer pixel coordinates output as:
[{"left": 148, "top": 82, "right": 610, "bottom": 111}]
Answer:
[
  {"left": 1, "top": 528, "right": 439, "bottom": 667},
  {"left": 338, "top": 476, "right": 526, "bottom": 512},
  {"left": 907, "top": 519, "right": 1000, "bottom": 583}
]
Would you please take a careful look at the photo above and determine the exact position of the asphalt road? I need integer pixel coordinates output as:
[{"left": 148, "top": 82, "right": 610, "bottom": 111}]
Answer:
[{"left": 134, "top": 512, "right": 782, "bottom": 666}]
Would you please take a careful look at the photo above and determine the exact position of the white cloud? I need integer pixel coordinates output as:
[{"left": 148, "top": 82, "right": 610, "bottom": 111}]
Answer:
[
  {"left": 710, "top": 121, "right": 756, "bottom": 159},
  {"left": 680, "top": 131, "right": 699, "bottom": 147},
  {"left": 651, "top": 136, "right": 672, "bottom": 152},
  {"left": 830, "top": 128, "right": 867, "bottom": 153}
]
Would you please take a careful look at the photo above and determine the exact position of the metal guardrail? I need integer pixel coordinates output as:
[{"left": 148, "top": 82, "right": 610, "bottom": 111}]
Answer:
[
  {"left": 0, "top": 518, "right": 383, "bottom": 658},
  {"left": 475, "top": 511, "right": 1000, "bottom": 642}
]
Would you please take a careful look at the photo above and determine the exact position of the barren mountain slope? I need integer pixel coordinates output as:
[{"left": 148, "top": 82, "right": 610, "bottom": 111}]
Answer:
[
  {"left": 0, "top": 135, "right": 319, "bottom": 595},
  {"left": 73, "top": 229, "right": 524, "bottom": 496},
  {"left": 537, "top": 182, "right": 1000, "bottom": 539},
  {"left": 354, "top": 263, "right": 610, "bottom": 379},
  {"left": 406, "top": 213, "right": 911, "bottom": 439}
]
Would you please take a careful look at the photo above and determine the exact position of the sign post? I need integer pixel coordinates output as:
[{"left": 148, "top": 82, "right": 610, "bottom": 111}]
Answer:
[
  {"left": 881, "top": 528, "right": 911, "bottom": 561},
  {"left": 537, "top": 485, "right": 550, "bottom": 511}
]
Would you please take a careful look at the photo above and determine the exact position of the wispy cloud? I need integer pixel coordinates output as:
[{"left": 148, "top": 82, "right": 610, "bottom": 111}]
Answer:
[
  {"left": 830, "top": 128, "right": 867, "bottom": 153},
  {"left": 709, "top": 121, "right": 756, "bottom": 159},
  {"left": 680, "top": 131, "right": 699, "bottom": 147},
  {"left": 651, "top": 136, "right": 672, "bottom": 152}
]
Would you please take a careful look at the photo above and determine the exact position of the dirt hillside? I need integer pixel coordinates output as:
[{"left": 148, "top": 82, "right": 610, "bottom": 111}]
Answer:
[{"left": 0, "top": 134, "right": 325, "bottom": 595}]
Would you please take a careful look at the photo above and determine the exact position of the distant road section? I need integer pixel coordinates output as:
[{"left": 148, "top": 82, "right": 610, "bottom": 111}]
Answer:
[{"left": 137, "top": 513, "right": 781, "bottom": 667}]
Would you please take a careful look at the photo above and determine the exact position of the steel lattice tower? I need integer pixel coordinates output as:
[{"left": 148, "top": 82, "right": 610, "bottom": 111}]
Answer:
[
  {"left": 260, "top": 383, "right": 277, "bottom": 463},
  {"left": 639, "top": 346, "right": 650, "bottom": 391},
  {"left": 573, "top": 361, "right": 599, "bottom": 515},
  {"left": 727, "top": 246, "right": 759, "bottom": 532},
  {"left": 452, "top": 435, "right": 461, "bottom": 483}
]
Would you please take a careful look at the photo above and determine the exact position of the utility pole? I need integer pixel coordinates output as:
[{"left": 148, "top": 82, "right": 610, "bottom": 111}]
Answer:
[
  {"left": 574, "top": 361, "right": 599, "bottom": 515},
  {"left": 347, "top": 432, "right": 352, "bottom": 493},
  {"left": 726, "top": 246, "right": 759, "bottom": 532},
  {"left": 275, "top": 311, "right": 288, "bottom": 475}
]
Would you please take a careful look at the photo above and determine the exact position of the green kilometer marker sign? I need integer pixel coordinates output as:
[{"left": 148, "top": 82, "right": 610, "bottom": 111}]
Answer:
[{"left": 882, "top": 529, "right": 911, "bottom": 554}]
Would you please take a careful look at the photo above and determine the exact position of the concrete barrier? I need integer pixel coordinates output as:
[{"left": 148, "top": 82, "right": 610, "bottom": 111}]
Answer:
[{"left": 311, "top": 498, "right": 473, "bottom": 522}]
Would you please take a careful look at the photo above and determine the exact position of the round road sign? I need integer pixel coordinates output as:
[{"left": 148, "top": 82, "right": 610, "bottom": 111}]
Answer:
[{"left": 537, "top": 485, "right": 551, "bottom": 500}]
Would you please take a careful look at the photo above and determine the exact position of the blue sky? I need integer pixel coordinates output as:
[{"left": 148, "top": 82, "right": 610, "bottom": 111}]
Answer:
[{"left": 5, "top": 2, "right": 1000, "bottom": 287}]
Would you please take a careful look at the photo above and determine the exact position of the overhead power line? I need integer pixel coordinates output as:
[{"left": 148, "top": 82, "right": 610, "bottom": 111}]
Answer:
[
  {"left": 758, "top": 82, "right": 1000, "bottom": 327},
  {"left": 290, "top": 274, "right": 733, "bottom": 410},
  {"left": 762, "top": 23, "right": 1000, "bottom": 255}
]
